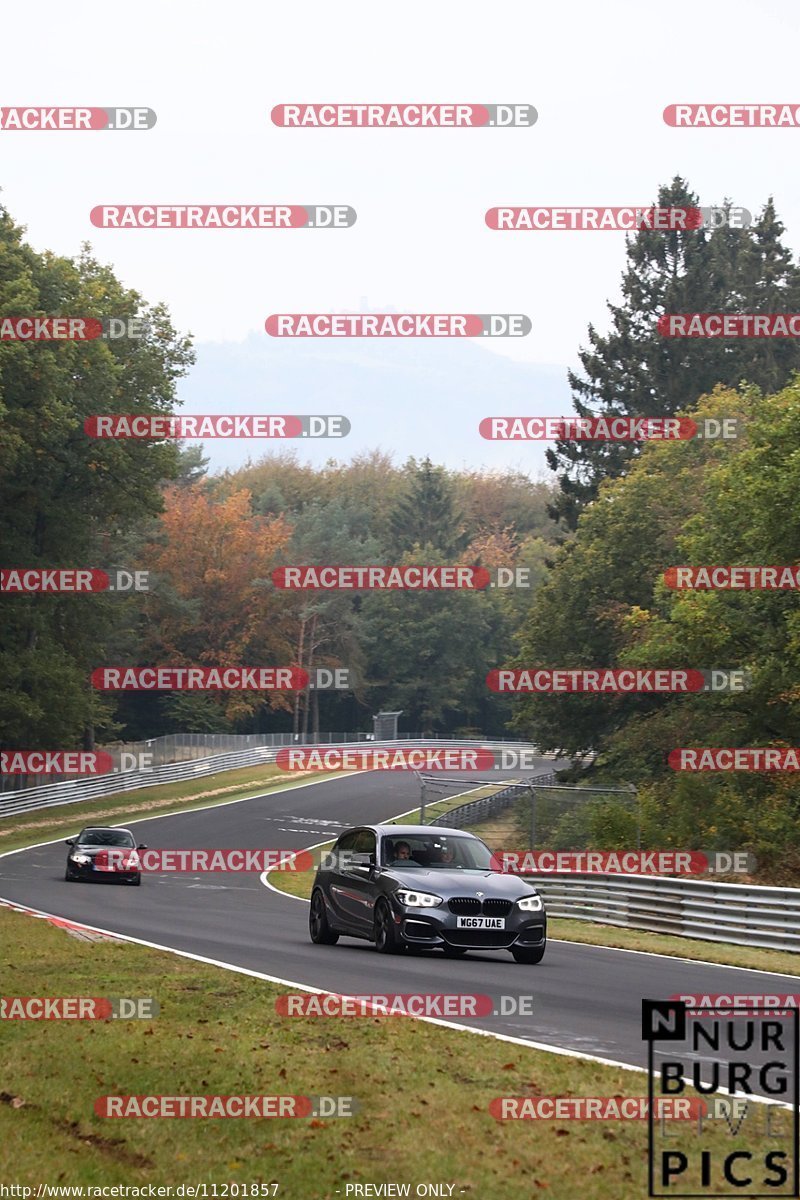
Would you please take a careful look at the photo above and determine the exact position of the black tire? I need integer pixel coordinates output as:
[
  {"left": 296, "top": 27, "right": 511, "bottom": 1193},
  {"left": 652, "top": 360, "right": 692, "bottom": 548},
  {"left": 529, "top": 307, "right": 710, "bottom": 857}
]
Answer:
[
  {"left": 442, "top": 944, "right": 468, "bottom": 958},
  {"left": 373, "top": 898, "right": 403, "bottom": 954},
  {"left": 131, "top": 876, "right": 141, "bottom": 886},
  {"left": 511, "top": 943, "right": 546, "bottom": 964},
  {"left": 309, "top": 889, "right": 339, "bottom": 945}
]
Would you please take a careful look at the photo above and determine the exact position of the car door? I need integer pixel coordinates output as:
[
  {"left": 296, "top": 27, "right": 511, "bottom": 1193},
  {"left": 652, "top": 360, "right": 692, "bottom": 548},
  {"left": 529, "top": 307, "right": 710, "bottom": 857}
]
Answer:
[
  {"left": 330, "top": 828, "right": 377, "bottom": 935},
  {"left": 326, "top": 830, "right": 361, "bottom": 930},
  {"left": 345, "top": 828, "right": 379, "bottom": 935}
]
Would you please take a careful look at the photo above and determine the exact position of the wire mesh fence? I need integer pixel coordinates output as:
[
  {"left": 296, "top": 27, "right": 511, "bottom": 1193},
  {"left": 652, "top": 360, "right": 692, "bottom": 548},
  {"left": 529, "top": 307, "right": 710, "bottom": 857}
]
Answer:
[{"left": 428, "top": 777, "right": 640, "bottom": 853}]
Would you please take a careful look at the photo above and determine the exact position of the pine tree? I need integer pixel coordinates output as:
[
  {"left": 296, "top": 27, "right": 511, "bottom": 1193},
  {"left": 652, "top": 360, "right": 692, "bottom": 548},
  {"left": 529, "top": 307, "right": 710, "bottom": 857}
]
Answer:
[
  {"left": 547, "top": 179, "right": 800, "bottom": 527},
  {"left": 388, "top": 457, "right": 469, "bottom": 557}
]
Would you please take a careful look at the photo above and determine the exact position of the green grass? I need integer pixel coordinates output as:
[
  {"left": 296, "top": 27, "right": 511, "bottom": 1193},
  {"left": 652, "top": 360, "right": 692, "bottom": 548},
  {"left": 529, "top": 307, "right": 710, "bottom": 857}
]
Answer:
[
  {"left": 549, "top": 918, "right": 800, "bottom": 977},
  {"left": 0, "top": 905, "right": 787, "bottom": 1197}
]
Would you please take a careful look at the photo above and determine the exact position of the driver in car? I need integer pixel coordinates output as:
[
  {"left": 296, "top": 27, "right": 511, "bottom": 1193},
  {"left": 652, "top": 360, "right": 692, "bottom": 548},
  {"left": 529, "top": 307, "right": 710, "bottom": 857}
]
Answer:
[{"left": 391, "top": 840, "right": 420, "bottom": 865}]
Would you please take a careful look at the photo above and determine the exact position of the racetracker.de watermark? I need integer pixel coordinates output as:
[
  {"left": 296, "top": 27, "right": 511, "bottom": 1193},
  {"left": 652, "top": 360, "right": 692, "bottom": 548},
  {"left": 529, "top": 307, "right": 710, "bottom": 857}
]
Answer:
[
  {"left": 265, "top": 313, "right": 530, "bottom": 336},
  {"left": 663, "top": 103, "right": 800, "bottom": 126},
  {"left": 271, "top": 103, "right": 537, "bottom": 127},
  {"left": 0, "top": 107, "right": 155, "bottom": 130},
  {"left": 90, "top": 667, "right": 308, "bottom": 690},
  {"left": 670, "top": 994, "right": 800, "bottom": 1017},
  {"left": 491, "top": 850, "right": 755, "bottom": 875},
  {"left": 487, "top": 669, "right": 749, "bottom": 693},
  {"left": 83, "top": 415, "right": 349, "bottom": 439},
  {"left": 490, "top": 1097, "right": 706, "bottom": 1120},
  {"left": 485, "top": 206, "right": 751, "bottom": 230},
  {"left": 665, "top": 566, "right": 800, "bottom": 589},
  {"left": 90, "top": 206, "right": 355, "bottom": 228},
  {"left": 274, "top": 992, "right": 535, "bottom": 1017},
  {"left": 1, "top": 996, "right": 157, "bottom": 1019},
  {"left": 1, "top": 569, "right": 148, "bottom": 593},
  {"left": 1, "top": 750, "right": 155, "bottom": 775},
  {"left": 275, "top": 747, "right": 496, "bottom": 771},
  {"left": 270, "top": 565, "right": 532, "bottom": 589},
  {"left": 94, "top": 1095, "right": 357, "bottom": 1118},
  {"left": 659, "top": 313, "right": 800, "bottom": 336},
  {"left": 101, "top": 849, "right": 313, "bottom": 873},
  {"left": 0, "top": 317, "right": 150, "bottom": 340},
  {"left": 669, "top": 748, "right": 800, "bottom": 771},
  {"left": 480, "top": 416, "right": 738, "bottom": 440}
]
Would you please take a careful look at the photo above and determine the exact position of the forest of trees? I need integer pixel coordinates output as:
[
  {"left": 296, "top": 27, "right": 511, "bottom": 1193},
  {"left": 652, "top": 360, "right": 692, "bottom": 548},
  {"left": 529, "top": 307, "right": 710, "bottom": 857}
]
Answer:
[{"left": 2, "top": 178, "right": 800, "bottom": 874}]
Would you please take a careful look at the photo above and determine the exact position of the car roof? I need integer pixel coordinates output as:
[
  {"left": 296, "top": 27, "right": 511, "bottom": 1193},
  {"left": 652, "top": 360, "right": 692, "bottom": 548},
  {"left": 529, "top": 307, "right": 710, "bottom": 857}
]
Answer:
[
  {"left": 78, "top": 826, "right": 135, "bottom": 835},
  {"left": 351, "top": 824, "right": 476, "bottom": 838}
]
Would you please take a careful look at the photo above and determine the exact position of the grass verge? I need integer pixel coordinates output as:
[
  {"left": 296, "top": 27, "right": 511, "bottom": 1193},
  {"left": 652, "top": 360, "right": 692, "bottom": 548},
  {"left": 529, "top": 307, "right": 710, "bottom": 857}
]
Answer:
[
  {"left": 0, "top": 905, "right": 786, "bottom": 1197},
  {"left": 548, "top": 917, "right": 800, "bottom": 978}
]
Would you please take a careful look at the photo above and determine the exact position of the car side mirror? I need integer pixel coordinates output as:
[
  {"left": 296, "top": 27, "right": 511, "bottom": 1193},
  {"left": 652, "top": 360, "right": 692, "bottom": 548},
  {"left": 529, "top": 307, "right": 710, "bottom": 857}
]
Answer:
[
  {"left": 65, "top": 839, "right": 75, "bottom": 846},
  {"left": 137, "top": 843, "right": 147, "bottom": 850},
  {"left": 348, "top": 852, "right": 374, "bottom": 876}
]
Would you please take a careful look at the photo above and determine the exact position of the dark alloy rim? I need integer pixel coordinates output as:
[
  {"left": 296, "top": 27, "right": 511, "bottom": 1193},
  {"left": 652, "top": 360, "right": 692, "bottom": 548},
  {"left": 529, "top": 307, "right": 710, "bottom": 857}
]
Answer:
[
  {"left": 375, "top": 903, "right": 390, "bottom": 949},
  {"left": 310, "top": 893, "right": 325, "bottom": 937}
]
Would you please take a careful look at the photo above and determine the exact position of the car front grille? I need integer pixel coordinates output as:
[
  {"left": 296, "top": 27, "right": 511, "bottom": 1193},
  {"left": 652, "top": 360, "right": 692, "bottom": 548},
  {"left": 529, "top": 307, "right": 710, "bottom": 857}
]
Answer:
[
  {"left": 448, "top": 897, "right": 482, "bottom": 915},
  {"left": 448, "top": 897, "right": 512, "bottom": 916}
]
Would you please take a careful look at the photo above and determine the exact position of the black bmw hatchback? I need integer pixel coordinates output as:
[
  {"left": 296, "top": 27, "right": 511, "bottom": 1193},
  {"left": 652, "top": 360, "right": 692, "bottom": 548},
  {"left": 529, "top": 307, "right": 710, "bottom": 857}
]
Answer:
[
  {"left": 64, "top": 827, "right": 145, "bottom": 885},
  {"left": 309, "top": 823, "right": 546, "bottom": 962}
]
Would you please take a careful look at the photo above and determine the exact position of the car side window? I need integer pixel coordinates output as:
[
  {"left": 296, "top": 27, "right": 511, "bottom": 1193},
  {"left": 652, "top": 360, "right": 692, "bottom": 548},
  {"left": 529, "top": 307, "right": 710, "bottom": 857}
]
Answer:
[
  {"left": 335, "top": 831, "right": 359, "bottom": 858},
  {"left": 353, "top": 830, "right": 376, "bottom": 859}
]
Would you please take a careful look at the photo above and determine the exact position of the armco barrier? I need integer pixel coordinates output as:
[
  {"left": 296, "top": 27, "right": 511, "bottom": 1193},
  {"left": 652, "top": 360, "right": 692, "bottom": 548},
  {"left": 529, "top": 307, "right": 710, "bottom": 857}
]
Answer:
[
  {"left": 438, "top": 779, "right": 800, "bottom": 954},
  {"left": 0, "top": 740, "right": 545, "bottom": 820},
  {"left": 0, "top": 745, "right": 280, "bottom": 819},
  {"left": 430, "top": 773, "right": 557, "bottom": 828},
  {"left": 526, "top": 873, "right": 800, "bottom": 954}
]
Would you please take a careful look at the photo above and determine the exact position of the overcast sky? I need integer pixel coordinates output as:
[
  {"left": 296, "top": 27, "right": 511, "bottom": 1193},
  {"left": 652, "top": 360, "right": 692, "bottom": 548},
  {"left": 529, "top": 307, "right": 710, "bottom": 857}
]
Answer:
[{"left": 3, "top": 0, "right": 799, "bottom": 469}]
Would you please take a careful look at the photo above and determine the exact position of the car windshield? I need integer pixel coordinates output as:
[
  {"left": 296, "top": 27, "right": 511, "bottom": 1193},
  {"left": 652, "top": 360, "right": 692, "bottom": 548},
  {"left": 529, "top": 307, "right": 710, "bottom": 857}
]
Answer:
[
  {"left": 78, "top": 830, "right": 135, "bottom": 847},
  {"left": 381, "top": 835, "right": 494, "bottom": 871}
]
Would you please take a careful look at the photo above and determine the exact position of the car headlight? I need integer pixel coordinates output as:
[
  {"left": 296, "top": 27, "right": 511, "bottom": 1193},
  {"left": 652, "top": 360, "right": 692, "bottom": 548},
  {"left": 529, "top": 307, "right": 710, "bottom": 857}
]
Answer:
[
  {"left": 70, "top": 853, "right": 91, "bottom": 864},
  {"left": 517, "top": 893, "right": 543, "bottom": 912},
  {"left": 395, "top": 889, "right": 443, "bottom": 908}
]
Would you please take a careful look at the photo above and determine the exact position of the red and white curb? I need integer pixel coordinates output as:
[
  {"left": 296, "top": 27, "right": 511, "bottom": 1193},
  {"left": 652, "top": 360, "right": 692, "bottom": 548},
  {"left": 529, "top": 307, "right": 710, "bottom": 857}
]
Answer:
[{"left": 0, "top": 896, "right": 122, "bottom": 941}]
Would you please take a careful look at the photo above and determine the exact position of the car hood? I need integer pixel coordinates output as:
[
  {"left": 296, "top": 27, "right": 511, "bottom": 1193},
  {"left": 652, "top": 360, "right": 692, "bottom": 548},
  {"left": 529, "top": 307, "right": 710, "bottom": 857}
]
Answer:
[
  {"left": 381, "top": 868, "right": 539, "bottom": 899},
  {"left": 71, "top": 845, "right": 135, "bottom": 856}
]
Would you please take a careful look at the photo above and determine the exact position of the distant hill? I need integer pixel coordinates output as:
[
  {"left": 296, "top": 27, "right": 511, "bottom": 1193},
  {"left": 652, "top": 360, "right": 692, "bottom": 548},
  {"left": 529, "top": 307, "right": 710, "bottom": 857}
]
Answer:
[{"left": 177, "top": 332, "right": 572, "bottom": 474}]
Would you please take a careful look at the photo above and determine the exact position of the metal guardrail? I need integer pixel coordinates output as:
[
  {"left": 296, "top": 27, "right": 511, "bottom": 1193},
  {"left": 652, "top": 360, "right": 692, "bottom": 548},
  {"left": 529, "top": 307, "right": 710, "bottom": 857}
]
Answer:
[
  {"left": 0, "top": 739, "right": 543, "bottom": 821},
  {"left": 0, "top": 730, "right": 434, "bottom": 792},
  {"left": 0, "top": 745, "right": 280, "bottom": 819},
  {"left": 429, "top": 772, "right": 557, "bottom": 828},
  {"left": 527, "top": 873, "right": 800, "bottom": 955},
  {"left": 436, "top": 776, "right": 800, "bottom": 954}
]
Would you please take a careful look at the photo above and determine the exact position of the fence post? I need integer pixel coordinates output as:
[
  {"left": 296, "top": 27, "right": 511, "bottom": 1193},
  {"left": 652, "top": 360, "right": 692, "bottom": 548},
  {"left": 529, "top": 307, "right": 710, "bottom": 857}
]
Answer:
[{"left": 630, "top": 783, "right": 640, "bottom": 850}]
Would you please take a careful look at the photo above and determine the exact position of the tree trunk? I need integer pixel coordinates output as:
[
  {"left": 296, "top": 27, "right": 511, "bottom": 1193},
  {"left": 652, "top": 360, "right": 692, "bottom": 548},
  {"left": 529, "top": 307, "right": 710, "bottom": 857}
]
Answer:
[{"left": 293, "top": 615, "right": 306, "bottom": 736}]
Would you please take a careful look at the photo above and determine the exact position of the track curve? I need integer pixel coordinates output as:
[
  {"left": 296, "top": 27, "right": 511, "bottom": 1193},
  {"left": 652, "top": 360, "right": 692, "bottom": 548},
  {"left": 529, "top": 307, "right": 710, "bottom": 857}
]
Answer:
[{"left": 2, "top": 767, "right": 798, "bottom": 1076}]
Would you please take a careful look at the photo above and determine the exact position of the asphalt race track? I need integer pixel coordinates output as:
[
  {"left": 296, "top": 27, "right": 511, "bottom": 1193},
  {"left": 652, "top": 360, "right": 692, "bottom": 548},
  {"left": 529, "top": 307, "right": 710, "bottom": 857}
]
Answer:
[{"left": 2, "top": 766, "right": 799, "bottom": 1079}]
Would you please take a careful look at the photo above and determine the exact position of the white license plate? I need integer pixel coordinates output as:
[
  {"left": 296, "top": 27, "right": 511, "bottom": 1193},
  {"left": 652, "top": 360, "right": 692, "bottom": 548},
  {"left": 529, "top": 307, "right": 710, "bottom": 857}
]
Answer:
[{"left": 455, "top": 916, "right": 505, "bottom": 929}]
